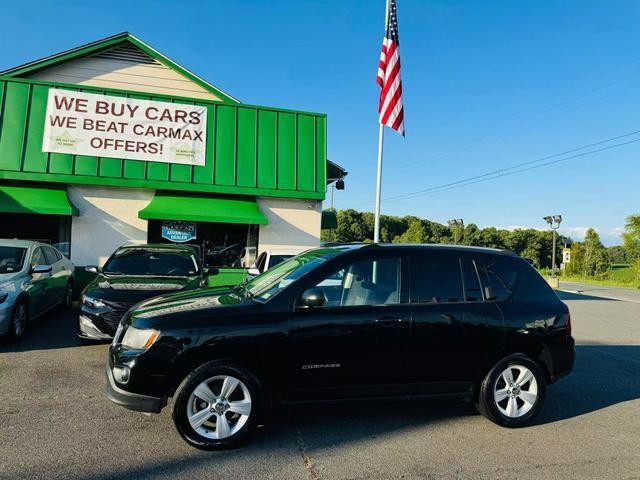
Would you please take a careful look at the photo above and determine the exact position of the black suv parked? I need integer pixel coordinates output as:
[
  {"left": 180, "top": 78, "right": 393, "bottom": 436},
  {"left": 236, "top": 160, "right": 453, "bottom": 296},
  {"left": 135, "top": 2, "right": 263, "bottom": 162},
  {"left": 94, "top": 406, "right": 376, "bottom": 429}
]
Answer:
[
  {"left": 79, "top": 244, "right": 206, "bottom": 340},
  {"left": 105, "top": 244, "right": 574, "bottom": 449}
]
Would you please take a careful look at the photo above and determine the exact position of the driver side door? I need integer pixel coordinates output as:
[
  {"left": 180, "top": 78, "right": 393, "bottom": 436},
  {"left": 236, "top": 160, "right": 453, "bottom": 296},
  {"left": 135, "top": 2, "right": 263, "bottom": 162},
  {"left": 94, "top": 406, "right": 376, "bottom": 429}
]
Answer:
[{"left": 285, "top": 253, "right": 411, "bottom": 401}]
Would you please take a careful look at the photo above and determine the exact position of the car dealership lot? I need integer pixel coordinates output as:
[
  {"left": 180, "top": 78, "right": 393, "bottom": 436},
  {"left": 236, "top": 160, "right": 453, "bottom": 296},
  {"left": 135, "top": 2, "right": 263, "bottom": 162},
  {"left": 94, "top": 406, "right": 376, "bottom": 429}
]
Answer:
[{"left": 0, "top": 291, "right": 639, "bottom": 480}]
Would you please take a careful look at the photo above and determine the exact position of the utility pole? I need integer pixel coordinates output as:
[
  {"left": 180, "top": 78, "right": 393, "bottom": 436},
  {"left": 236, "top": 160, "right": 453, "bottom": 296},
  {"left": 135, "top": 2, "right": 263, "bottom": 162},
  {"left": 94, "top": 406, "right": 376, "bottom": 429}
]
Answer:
[
  {"left": 448, "top": 219, "right": 464, "bottom": 245},
  {"left": 543, "top": 215, "right": 562, "bottom": 277}
]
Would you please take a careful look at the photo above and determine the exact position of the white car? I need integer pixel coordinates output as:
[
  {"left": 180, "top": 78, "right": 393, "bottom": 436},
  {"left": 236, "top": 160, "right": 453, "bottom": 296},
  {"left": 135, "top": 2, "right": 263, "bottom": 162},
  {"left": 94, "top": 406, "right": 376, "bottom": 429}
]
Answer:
[{"left": 247, "top": 249, "right": 305, "bottom": 276}]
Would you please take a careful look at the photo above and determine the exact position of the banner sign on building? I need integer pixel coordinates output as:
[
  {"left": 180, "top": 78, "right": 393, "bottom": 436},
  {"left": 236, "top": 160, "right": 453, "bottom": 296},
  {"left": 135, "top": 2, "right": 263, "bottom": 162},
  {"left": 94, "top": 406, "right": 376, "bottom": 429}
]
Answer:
[
  {"left": 42, "top": 89, "right": 207, "bottom": 166},
  {"left": 162, "top": 221, "right": 197, "bottom": 243}
]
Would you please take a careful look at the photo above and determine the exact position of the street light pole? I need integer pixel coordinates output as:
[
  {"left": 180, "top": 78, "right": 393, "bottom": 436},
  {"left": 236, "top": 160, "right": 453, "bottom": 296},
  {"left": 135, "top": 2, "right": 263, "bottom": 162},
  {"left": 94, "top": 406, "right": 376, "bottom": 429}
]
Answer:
[{"left": 543, "top": 215, "right": 562, "bottom": 277}]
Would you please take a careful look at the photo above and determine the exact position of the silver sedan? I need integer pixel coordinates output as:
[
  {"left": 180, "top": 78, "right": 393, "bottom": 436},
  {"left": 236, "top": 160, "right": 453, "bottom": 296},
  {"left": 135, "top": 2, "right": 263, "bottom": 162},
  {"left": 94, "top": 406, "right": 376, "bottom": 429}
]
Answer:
[{"left": 0, "top": 239, "right": 75, "bottom": 339}]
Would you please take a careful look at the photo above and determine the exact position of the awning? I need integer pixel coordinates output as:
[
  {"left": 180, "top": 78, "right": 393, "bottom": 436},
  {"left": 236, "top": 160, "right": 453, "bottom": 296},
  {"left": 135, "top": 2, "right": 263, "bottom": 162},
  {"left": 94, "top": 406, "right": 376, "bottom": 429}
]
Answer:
[
  {"left": 139, "top": 192, "right": 268, "bottom": 225},
  {"left": 0, "top": 183, "right": 78, "bottom": 216}
]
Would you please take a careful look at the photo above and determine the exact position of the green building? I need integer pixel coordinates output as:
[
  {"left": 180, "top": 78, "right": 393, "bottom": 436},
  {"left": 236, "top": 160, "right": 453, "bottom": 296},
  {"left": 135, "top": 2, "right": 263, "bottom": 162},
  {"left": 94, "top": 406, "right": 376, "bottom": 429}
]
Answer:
[{"left": 0, "top": 33, "right": 345, "bottom": 283}]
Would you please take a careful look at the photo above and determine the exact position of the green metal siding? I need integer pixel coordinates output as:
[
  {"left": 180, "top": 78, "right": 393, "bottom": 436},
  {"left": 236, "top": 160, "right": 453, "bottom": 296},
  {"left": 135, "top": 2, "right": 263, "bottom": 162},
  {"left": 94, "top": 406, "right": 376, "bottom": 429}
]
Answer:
[{"left": 0, "top": 76, "right": 327, "bottom": 200}]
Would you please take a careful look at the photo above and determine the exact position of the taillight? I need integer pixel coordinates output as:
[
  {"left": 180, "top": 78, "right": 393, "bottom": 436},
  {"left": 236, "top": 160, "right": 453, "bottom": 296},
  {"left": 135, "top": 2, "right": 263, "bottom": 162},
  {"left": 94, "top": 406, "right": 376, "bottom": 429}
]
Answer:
[{"left": 562, "top": 302, "right": 571, "bottom": 336}]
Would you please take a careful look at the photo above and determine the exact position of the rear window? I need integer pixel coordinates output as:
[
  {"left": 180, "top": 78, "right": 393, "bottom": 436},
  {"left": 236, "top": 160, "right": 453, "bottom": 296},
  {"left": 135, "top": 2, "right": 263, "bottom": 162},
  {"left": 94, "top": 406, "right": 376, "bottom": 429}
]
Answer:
[
  {"left": 476, "top": 258, "right": 518, "bottom": 302},
  {"left": 513, "top": 260, "right": 559, "bottom": 303},
  {"left": 411, "top": 255, "right": 463, "bottom": 304}
]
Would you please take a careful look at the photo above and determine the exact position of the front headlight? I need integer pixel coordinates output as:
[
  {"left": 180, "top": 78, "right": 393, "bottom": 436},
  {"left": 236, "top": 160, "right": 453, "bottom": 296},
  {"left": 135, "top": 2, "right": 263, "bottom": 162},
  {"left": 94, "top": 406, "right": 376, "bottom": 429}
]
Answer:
[
  {"left": 82, "top": 295, "right": 106, "bottom": 309},
  {"left": 121, "top": 327, "right": 160, "bottom": 350}
]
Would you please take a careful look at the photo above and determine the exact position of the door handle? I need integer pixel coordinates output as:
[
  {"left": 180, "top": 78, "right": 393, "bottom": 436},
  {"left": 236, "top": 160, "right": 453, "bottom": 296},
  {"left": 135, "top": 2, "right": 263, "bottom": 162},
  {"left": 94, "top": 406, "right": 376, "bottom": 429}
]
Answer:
[{"left": 375, "top": 316, "right": 404, "bottom": 325}]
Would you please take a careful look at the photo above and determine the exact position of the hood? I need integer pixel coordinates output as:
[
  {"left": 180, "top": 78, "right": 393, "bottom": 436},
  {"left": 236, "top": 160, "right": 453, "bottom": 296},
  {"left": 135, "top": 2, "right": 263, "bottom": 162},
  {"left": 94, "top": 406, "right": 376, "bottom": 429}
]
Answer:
[
  {"left": 84, "top": 273, "right": 199, "bottom": 304},
  {"left": 125, "top": 286, "right": 257, "bottom": 329},
  {"left": 0, "top": 271, "right": 24, "bottom": 285}
]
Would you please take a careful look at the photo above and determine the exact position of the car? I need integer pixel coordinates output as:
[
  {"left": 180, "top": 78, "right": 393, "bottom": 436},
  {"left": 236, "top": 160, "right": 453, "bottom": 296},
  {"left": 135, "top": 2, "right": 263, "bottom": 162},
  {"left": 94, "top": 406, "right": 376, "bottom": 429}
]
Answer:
[
  {"left": 247, "top": 249, "right": 304, "bottom": 277},
  {"left": 105, "top": 243, "right": 575, "bottom": 450},
  {"left": 78, "top": 244, "right": 207, "bottom": 340},
  {"left": 0, "top": 239, "right": 74, "bottom": 339}
]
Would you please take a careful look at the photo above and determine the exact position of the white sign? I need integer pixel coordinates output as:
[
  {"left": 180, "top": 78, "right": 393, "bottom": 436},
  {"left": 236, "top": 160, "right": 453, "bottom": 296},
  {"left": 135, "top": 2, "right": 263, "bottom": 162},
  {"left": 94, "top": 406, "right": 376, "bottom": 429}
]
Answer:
[{"left": 42, "top": 89, "right": 207, "bottom": 166}]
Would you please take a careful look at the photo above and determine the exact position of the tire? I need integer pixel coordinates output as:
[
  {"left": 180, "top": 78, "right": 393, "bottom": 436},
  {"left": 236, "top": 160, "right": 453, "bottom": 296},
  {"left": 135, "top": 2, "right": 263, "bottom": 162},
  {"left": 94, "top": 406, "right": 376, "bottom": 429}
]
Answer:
[
  {"left": 172, "top": 361, "right": 263, "bottom": 450},
  {"left": 9, "top": 300, "right": 28, "bottom": 340},
  {"left": 62, "top": 280, "right": 74, "bottom": 309},
  {"left": 476, "top": 353, "right": 546, "bottom": 428}
]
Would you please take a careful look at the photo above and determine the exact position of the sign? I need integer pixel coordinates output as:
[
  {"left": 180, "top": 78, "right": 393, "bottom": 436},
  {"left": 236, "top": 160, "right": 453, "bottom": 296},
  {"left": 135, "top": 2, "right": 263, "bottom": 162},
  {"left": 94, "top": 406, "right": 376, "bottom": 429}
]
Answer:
[
  {"left": 162, "top": 221, "right": 197, "bottom": 243},
  {"left": 42, "top": 89, "right": 207, "bottom": 166}
]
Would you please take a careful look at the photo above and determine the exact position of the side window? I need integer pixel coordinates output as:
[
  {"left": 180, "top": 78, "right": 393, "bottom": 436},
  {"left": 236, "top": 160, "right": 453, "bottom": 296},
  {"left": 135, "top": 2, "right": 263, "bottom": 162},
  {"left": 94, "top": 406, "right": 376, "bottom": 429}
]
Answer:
[
  {"left": 31, "top": 247, "right": 46, "bottom": 268},
  {"left": 411, "top": 255, "right": 463, "bottom": 304},
  {"left": 460, "top": 258, "right": 482, "bottom": 302},
  {"left": 311, "top": 257, "right": 401, "bottom": 307},
  {"left": 43, "top": 246, "right": 59, "bottom": 265},
  {"left": 477, "top": 258, "right": 517, "bottom": 302}
]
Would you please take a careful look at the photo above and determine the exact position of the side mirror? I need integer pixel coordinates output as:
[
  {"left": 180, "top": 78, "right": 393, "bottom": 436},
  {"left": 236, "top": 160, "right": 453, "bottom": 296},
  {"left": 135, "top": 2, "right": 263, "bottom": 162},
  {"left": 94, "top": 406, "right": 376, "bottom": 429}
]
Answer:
[
  {"left": 247, "top": 267, "right": 261, "bottom": 276},
  {"left": 298, "top": 288, "right": 326, "bottom": 308},
  {"left": 204, "top": 266, "right": 219, "bottom": 276},
  {"left": 484, "top": 286, "right": 497, "bottom": 301},
  {"left": 31, "top": 264, "right": 52, "bottom": 274},
  {"left": 85, "top": 266, "right": 100, "bottom": 274}
]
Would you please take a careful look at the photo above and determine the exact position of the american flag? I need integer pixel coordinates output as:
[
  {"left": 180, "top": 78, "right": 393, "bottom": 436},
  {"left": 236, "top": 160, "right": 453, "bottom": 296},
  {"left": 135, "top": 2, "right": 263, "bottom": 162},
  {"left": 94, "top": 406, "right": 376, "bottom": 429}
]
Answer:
[{"left": 377, "top": 0, "right": 405, "bottom": 136}]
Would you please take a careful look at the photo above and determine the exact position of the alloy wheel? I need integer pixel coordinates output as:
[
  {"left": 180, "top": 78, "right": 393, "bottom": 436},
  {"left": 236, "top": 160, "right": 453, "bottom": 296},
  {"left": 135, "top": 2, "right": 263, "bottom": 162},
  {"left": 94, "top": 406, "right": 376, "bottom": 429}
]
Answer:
[
  {"left": 187, "top": 375, "right": 252, "bottom": 440},
  {"left": 493, "top": 364, "right": 538, "bottom": 418},
  {"left": 65, "top": 284, "right": 73, "bottom": 308}
]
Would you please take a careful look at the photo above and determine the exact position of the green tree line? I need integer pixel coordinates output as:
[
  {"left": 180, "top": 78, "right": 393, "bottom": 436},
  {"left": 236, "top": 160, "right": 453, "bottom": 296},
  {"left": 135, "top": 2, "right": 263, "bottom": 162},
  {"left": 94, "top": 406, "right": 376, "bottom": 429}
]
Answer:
[{"left": 322, "top": 210, "right": 640, "bottom": 286}]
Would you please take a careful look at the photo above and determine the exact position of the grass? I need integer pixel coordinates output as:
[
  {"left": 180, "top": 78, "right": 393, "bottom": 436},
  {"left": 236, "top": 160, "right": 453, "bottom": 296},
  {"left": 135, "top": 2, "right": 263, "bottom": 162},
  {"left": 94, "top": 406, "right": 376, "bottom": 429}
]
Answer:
[{"left": 542, "top": 264, "right": 640, "bottom": 289}]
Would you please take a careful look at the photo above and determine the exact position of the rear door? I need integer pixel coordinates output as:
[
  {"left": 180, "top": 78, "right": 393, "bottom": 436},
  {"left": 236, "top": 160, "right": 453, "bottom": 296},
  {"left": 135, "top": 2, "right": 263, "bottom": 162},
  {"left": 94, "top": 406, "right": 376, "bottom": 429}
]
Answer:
[
  {"left": 286, "top": 252, "right": 411, "bottom": 400},
  {"left": 27, "top": 247, "right": 52, "bottom": 316},
  {"left": 42, "top": 246, "right": 64, "bottom": 303},
  {"left": 405, "top": 251, "right": 468, "bottom": 394}
]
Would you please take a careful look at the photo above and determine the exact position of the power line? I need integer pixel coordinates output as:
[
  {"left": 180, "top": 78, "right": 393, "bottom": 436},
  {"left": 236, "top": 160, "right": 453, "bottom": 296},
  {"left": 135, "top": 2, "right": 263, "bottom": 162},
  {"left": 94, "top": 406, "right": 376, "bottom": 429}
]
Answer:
[{"left": 380, "top": 129, "right": 640, "bottom": 203}]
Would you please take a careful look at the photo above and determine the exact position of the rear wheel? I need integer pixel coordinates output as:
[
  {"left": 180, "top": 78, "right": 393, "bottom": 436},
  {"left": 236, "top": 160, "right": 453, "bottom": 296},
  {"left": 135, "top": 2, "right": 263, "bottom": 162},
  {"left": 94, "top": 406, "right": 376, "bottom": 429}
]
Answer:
[
  {"left": 476, "top": 354, "right": 546, "bottom": 427},
  {"left": 63, "top": 281, "right": 74, "bottom": 309},
  {"left": 9, "top": 301, "right": 28, "bottom": 339},
  {"left": 172, "top": 361, "right": 262, "bottom": 450}
]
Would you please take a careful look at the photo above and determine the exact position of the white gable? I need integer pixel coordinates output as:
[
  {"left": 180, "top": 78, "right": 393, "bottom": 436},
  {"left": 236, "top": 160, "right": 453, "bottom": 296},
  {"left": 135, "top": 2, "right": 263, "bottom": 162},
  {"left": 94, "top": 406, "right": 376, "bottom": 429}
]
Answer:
[{"left": 23, "top": 43, "right": 223, "bottom": 101}]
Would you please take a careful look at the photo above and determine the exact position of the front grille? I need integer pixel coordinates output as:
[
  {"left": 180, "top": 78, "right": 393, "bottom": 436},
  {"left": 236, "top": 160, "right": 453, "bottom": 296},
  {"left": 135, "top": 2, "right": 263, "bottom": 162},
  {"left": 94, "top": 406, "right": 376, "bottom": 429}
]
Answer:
[{"left": 100, "top": 301, "right": 136, "bottom": 332}]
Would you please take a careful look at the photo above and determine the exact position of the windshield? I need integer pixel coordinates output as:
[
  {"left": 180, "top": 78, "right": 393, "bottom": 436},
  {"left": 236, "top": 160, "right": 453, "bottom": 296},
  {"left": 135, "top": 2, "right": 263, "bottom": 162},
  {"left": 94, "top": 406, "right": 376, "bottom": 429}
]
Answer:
[
  {"left": 245, "top": 248, "right": 340, "bottom": 301},
  {"left": 103, "top": 249, "right": 199, "bottom": 277},
  {"left": 0, "top": 246, "right": 27, "bottom": 274}
]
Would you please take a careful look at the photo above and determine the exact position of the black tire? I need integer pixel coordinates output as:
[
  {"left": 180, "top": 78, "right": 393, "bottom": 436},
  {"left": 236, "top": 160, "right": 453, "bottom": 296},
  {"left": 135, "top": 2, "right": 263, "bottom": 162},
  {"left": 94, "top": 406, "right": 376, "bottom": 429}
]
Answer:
[
  {"left": 476, "top": 353, "right": 546, "bottom": 428},
  {"left": 63, "top": 280, "right": 74, "bottom": 309},
  {"left": 8, "top": 300, "right": 29, "bottom": 340},
  {"left": 172, "top": 361, "right": 263, "bottom": 450}
]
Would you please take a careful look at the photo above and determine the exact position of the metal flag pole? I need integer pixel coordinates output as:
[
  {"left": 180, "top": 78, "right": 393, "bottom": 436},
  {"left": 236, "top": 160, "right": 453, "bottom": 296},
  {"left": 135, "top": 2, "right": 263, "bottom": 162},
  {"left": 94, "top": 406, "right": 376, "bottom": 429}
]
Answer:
[
  {"left": 373, "top": 123, "right": 384, "bottom": 243},
  {"left": 374, "top": 0, "right": 391, "bottom": 244}
]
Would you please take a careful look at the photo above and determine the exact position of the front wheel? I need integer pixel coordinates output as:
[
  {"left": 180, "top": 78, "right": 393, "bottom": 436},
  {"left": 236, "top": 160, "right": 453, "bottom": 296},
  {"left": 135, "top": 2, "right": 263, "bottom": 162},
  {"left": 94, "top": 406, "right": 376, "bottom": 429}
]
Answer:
[
  {"left": 9, "top": 301, "right": 28, "bottom": 339},
  {"left": 476, "top": 354, "right": 546, "bottom": 427},
  {"left": 63, "top": 281, "right": 74, "bottom": 309},
  {"left": 172, "top": 361, "right": 263, "bottom": 450}
]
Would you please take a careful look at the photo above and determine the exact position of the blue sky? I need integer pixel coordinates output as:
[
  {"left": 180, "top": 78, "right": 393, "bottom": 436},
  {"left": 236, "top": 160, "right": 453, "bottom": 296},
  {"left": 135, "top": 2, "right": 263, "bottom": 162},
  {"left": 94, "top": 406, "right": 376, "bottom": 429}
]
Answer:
[{"left": 2, "top": 0, "right": 639, "bottom": 245}]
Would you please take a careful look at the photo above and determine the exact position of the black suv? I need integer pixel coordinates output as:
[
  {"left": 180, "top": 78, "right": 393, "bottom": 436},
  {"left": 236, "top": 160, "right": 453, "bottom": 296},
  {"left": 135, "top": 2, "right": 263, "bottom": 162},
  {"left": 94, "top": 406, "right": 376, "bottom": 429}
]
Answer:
[
  {"left": 79, "top": 244, "right": 206, "bottom": 340},
  {"left": 106, "top": 244, "right": 574, "bottom": 449}
]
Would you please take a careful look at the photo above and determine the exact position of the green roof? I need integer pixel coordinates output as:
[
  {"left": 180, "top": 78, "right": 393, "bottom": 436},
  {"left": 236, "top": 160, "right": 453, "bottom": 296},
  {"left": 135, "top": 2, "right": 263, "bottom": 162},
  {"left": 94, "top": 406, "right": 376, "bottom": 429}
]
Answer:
[{"left": 139, "top": 192, "right": 268, "bottom": 225}]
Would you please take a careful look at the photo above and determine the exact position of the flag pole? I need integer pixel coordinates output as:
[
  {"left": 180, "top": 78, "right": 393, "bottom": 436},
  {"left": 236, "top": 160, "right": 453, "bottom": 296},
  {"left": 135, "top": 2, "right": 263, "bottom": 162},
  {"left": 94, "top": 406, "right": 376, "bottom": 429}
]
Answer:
[
  {"left": 373, "top": 123, "right": 384, "bottom": 243},
  {"left": 374, "top": 0, "right": 390, "bottom": 244}
]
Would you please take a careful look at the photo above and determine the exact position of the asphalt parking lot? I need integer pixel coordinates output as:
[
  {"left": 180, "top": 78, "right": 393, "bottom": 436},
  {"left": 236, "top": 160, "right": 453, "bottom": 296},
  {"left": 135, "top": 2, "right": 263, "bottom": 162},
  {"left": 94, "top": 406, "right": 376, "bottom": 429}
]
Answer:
[{"left": 1, "top": 289, "right": 639, "bottom": 480}]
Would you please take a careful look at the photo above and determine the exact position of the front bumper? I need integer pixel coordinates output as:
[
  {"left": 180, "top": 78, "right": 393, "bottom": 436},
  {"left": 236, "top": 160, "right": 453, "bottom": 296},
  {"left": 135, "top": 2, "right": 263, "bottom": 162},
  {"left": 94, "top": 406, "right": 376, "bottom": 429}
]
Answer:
[
  {"left": 78, "top": 314, "right": 114, "bottom": 340},
  {"left": 105, "top": 364, "right": 166, "bottom": 413}
]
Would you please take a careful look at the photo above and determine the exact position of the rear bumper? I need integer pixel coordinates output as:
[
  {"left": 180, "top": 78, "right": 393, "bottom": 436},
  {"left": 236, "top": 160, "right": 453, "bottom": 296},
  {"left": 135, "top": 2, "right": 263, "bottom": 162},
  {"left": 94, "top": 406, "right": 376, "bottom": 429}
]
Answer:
[
  {"left": 104, "top": 365, "right": 166, "bottom": 413},
  {"left": 548, "top": 335, "right": 576, "bottom": 383}
]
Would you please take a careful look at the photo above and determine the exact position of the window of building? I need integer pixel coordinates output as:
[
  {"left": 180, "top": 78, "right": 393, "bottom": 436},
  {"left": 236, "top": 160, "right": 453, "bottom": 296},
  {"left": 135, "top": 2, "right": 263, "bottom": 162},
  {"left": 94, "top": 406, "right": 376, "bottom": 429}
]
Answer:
[
  {"left": 312, "top": 257, "right": 401, "bottom": 307},
  {"left": 147, "top": 220, "right": 258, "bottom": 269},
  {"left": 411, "top": 255, "right": 463, "bottom": 304}
]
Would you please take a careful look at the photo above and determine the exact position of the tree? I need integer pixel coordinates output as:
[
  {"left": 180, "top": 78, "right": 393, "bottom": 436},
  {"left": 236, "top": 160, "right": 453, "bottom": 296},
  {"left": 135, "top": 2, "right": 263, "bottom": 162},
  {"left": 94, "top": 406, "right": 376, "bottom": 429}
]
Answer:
[
  {"left": 393, "top": 218, "right": 428, "bottom": 243},
  {"left": 623, "top": 214, "right": 640, "bottom": 261},
  {"left": 579, "top": 228, "right": 610, "bottom": 276}
]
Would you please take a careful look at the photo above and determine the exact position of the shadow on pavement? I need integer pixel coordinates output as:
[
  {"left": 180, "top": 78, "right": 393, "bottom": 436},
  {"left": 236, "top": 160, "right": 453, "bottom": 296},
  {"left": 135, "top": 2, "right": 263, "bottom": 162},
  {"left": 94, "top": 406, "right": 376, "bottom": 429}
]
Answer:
[
  {"left": 536, "top": 344, "right": 640, "bottom": 424},
  {"left": 0, "top": 309, "right": 101, "bottom": 353},
  {"left": 556, "top": 291, "right": 620, "bottom": 302}
]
